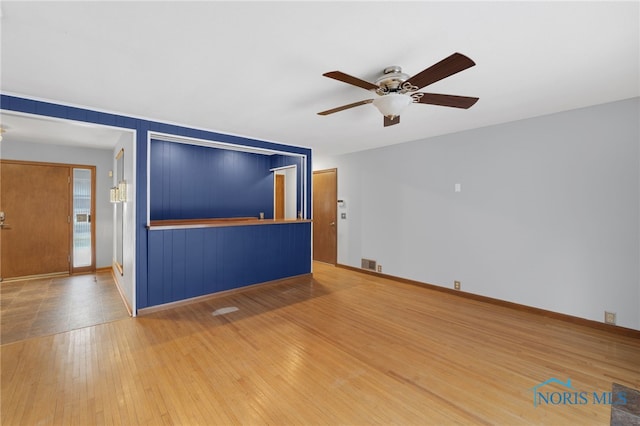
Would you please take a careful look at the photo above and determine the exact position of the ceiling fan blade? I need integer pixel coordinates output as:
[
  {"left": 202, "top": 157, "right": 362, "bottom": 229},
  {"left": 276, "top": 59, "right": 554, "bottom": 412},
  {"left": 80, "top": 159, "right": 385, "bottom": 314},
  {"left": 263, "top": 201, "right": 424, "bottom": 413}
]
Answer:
[
  {"left": 323, "top": 71, "right": 379, "bottom": 91},
  {"left": 384, "top": 116, "right": 400, "bottom": 127},
  {"left": 317, "top": 99, "right": 374, "bottom": 116},
  {"left": 405, "top": 53, "right": 476, "bottom": 90},
  {"left": 416, "top": 93, "right": 479, "bottom": 109}
]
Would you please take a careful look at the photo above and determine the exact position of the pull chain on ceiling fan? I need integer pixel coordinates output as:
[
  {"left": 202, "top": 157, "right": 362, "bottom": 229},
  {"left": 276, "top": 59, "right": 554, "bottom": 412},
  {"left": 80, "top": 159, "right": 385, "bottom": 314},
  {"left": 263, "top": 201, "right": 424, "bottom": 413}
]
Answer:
[{"left": 318, "top": 52, "right": 479, "bottom": 127}]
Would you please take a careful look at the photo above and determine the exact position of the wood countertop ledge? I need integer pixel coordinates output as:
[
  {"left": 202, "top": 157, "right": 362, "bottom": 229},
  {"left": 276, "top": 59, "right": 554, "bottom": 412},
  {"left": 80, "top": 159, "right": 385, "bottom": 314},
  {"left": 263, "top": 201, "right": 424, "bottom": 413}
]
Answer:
[{"left": 148, "top": 217, "right": 312, "bottom": 230}]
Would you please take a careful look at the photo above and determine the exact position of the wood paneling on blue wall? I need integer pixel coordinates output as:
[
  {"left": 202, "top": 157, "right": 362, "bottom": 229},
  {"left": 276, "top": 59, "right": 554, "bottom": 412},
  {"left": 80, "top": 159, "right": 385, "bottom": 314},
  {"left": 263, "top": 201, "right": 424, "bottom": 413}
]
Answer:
[
  {"left": 147, "top": 223, "right": 311, "bottom": 307},
  {"left": 150, "top": 140, "right": 274, "bottom": 220}
]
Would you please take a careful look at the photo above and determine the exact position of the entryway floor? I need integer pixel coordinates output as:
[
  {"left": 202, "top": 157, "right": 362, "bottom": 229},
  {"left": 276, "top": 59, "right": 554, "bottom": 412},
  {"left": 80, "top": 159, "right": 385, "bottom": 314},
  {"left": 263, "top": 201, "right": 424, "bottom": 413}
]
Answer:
[{"left": 0, "top": 271, "right": 130, "bottom": 345}]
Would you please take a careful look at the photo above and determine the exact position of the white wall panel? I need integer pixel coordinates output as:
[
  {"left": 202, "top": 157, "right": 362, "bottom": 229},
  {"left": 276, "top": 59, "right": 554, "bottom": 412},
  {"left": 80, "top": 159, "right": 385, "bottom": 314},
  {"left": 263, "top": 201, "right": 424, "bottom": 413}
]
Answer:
[{"left": 314, "top": 97, "right": 640, "bottom": 330}]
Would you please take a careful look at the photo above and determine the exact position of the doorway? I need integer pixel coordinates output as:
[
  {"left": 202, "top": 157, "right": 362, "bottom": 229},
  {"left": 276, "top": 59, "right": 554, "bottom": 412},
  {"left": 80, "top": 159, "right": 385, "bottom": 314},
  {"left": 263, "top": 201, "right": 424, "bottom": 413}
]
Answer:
[
  {"left": 312, "top": 168, "right": 337, "bottom": 264},
  {"left": 0, "top": 160, "right": 96, "bottom": 280},
  {"left": 273, "top": 166, "right": 297, "bottom": 220}
]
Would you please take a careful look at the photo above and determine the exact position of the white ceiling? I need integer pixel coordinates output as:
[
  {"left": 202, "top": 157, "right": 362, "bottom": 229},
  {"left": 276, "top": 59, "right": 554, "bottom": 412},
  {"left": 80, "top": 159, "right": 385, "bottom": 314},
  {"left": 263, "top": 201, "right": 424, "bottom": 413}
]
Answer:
[{"left": 1, "top": 1, "right": 638, "bottom": 157}]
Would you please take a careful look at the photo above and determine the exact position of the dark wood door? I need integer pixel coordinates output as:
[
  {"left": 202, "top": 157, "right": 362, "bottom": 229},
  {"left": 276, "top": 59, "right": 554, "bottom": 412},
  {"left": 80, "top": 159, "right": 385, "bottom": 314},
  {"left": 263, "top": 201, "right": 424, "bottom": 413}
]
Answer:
[
  {"left": 1, "top": 160, "right": 71, "bottom": 279},
  {"left": 313, "top": 169, "right": 337, "bottom": 264}
]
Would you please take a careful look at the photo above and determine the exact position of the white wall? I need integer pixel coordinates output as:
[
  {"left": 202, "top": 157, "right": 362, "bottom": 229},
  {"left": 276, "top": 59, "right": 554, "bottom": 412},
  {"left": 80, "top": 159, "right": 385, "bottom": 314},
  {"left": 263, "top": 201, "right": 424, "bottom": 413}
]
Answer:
[
  {"left": 1, "top": 140, "right": 114, "bottom": 268},
  {"left": 314, "top": 97, "right": 640, "bottom": 330},
  {"left": 285, "top": 166, "right": 297, "bottom": 219},
  {"left": 112, "top": 132, "right": 136, "bottom": 313}
]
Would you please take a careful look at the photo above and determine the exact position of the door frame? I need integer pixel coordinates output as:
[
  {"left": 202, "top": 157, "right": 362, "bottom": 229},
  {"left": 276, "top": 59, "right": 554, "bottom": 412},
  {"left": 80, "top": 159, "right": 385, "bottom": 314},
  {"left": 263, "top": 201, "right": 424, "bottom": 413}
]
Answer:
[{"left": 272, "top": 165, "right": 298, "bottom": 220}]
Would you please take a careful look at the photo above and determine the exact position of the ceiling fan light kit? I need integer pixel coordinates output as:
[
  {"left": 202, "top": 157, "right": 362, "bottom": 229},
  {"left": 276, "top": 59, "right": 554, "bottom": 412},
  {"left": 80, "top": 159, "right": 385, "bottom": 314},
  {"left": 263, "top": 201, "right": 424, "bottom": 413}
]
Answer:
[
  {"left": 372, "top": 93, "right": 413, "bottom": 118},
  {"left": 318, "top": 52, "right": 479, "bottom": 127}
]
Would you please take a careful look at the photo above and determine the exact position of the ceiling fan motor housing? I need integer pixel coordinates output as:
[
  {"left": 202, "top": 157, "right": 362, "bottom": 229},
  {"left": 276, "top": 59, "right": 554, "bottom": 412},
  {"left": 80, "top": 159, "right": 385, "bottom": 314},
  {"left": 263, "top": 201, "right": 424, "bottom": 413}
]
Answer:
[{"left": 375, "top": 66, "right": 410, "bottom": 94}]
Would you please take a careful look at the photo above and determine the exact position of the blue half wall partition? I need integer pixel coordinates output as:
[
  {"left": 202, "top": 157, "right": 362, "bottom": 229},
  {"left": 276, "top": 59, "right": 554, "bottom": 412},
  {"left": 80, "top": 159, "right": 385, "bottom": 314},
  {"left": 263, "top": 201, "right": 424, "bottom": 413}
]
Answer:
[
  {"left": 147, "top": 223, "right": 311, "bottom": 307},
  {"left": 1, "top": 94, "right": 313, "bottom": 312}
]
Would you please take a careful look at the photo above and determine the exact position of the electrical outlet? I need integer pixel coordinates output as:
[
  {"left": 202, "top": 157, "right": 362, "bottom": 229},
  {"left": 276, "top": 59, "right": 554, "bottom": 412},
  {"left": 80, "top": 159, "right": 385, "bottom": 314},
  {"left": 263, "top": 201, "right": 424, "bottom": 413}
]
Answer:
[
  {"left": 454, "top": 280, "right": 461, "bottom": 290},
  {"left": 377, "top": 265, "right": 382, "bottom": 273},
  {"left": 604, "top": 311, "right": 616, "bottom": 325}
]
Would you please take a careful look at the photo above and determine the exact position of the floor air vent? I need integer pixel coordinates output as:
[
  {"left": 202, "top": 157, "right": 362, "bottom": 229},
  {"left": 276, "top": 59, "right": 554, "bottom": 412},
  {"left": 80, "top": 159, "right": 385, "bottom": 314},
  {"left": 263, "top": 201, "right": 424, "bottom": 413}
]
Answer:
[
  {"left": 361, "top": 258, "right": 377, "bottom": 271},
  {"left": 212, "top": 307, "right": 239, "bottom": 316}
]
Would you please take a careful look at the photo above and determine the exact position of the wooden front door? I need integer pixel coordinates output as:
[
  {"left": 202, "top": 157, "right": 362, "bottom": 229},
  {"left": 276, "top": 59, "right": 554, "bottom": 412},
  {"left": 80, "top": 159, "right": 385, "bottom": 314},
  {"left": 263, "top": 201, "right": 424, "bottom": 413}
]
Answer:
[
  {"left": 1, "top": 160, "right": 71, "bottom": 279},
  {"left": 313, "top": 168, "right": 337, "bottom": 264}
]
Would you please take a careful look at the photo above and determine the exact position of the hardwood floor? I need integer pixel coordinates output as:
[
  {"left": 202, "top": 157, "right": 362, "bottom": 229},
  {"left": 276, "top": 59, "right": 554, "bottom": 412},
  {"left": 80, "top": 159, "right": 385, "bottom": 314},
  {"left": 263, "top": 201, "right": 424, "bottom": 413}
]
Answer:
[
  {"left": 1, "top": 262, "right": 638, "bottom": 425},
  {"left": 0, "top": 271, "right": 130, "bottom": 344}
]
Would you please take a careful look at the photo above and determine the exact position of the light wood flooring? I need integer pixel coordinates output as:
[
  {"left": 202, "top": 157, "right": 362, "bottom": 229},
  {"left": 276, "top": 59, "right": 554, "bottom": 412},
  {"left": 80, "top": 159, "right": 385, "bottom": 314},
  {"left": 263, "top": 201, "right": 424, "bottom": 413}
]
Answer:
[
  {"left": 1, "top": 271, "right": 130, "bottom": 344},
  {"left": 1, "top": 262, "right": 639, "bottom": 425}
]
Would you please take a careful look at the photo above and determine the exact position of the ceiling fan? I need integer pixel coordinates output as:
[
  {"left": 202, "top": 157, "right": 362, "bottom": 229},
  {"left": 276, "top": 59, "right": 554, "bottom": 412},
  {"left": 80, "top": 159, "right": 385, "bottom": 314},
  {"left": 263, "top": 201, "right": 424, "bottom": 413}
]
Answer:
[{"left": 318, "top": 52, "right": 479, "bottom": 127}]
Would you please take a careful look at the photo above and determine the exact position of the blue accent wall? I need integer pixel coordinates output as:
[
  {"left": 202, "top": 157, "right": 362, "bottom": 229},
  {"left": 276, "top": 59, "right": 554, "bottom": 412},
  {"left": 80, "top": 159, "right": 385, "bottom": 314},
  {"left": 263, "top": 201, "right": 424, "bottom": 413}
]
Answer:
[
  {"left": 1, "top": 94, "right": 313, "bottom": 311},
  {"left": 150, "top": 140, "right": 274, "bottom": 220},
  {"left": 147, "top": 223, "right": 311, "bottom": 306}
]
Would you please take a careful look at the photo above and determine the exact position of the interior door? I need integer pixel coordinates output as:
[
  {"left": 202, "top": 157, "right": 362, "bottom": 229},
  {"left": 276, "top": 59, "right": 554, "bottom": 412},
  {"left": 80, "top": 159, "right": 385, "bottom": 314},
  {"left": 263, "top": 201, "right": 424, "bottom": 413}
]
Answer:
[
  {"left": 312, "top": 168, "right": 337, "bottom": 264},
  {"left": 275, "top": 174, "right": 285, "bottom": 220},
  {"left": 1, "top": 160, "right": 71, "bottom": 279}
]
